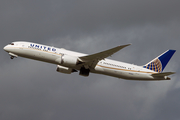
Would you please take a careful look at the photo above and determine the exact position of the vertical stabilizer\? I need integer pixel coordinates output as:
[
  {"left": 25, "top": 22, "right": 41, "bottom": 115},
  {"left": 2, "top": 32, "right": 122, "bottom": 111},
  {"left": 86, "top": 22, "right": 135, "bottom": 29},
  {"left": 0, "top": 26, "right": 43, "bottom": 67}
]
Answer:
[{"left": 143, "top": 50, "right": 176, "bottom": 73}]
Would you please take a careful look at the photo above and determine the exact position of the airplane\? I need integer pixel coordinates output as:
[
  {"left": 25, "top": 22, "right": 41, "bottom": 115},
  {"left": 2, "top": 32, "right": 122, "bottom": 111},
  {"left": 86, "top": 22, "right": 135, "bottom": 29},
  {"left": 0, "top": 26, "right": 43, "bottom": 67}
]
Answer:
[{"left": 3, "top": 41, "right": 176, "bottom": 81}]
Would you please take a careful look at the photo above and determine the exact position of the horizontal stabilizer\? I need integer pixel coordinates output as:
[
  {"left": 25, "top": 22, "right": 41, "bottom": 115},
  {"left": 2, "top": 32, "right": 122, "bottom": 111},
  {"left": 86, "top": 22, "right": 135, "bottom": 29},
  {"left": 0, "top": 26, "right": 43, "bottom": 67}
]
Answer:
[{"left": 151, "top": 72, "right": 175, "bottom": 77}]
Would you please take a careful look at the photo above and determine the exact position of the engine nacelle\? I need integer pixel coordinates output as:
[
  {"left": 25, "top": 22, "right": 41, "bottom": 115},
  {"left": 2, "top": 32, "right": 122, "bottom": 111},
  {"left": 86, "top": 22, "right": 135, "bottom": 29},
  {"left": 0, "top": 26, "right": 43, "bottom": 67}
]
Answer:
[
  {"left": 56, "top": 65, "right": 77, "bottom": 74},
  {"left": 55, "top": 55, "right": 79, "bottom": 67}
]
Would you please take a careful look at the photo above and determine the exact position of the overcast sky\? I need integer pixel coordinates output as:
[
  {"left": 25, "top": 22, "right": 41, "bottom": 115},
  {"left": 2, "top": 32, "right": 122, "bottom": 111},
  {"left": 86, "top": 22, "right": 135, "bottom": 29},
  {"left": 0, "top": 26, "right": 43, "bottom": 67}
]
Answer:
[{"left": 0, "top": 0, "right": 180, "bottom": 120}]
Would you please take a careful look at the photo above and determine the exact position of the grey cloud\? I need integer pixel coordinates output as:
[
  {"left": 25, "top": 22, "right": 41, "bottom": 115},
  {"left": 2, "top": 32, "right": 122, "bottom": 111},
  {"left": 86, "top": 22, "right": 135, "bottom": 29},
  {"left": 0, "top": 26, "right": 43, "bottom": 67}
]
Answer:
[{"left": 0, "top": 0, "right": 180, "bottom": 120}]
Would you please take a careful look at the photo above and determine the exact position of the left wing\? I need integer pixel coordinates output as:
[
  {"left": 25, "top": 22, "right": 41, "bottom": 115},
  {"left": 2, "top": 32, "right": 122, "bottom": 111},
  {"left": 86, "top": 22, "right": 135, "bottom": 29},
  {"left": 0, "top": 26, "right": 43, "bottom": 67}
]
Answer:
[{"left": 78, "top": 44, "right": 131, "bottom": 68}]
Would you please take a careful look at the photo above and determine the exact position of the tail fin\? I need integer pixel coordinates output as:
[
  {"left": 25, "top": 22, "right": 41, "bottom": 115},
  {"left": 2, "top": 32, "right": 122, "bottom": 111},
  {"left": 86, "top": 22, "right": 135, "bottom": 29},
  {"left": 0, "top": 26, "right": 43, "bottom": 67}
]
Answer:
[{"left": 143, "top": 50, "right": 176, "bottom": 73}]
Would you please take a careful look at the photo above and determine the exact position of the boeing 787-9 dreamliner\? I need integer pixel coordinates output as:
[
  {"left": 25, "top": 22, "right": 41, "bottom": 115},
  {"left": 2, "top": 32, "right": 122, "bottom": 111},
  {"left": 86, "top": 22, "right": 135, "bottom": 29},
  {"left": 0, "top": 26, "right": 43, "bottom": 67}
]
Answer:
[{"left": 4, "top": 41, "right": 176, "bottom": 81}]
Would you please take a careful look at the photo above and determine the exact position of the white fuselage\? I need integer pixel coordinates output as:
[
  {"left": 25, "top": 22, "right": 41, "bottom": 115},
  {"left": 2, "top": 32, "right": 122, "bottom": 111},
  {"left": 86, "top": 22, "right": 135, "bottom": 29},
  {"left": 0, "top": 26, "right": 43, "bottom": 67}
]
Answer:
[{"left": 4, "top": 41, "right": 169, "bottom": 80}]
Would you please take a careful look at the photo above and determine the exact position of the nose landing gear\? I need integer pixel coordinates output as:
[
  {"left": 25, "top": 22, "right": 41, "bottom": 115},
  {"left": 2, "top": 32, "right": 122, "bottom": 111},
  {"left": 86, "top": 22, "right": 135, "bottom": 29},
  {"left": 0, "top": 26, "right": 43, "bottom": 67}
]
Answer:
[{"left": 10, "top": 56, "right": 14, "bottom": 59}]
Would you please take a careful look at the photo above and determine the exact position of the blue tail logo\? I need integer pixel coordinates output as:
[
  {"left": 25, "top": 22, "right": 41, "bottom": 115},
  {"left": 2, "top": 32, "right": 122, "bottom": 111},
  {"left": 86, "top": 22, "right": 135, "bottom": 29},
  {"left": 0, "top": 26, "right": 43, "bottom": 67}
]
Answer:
[
  {"left": 143, "top": 58, "right": 162, "bottom": 73},
  {"left": 143, "top": 50, "right": 176, "bottom": 73}
]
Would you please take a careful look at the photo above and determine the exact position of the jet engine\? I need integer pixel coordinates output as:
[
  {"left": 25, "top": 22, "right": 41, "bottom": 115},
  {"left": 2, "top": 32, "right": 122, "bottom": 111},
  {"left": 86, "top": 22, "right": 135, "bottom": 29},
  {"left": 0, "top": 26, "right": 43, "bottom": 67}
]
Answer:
[{"left": 55, "top": 55, "right": 80, "bottom": 67}]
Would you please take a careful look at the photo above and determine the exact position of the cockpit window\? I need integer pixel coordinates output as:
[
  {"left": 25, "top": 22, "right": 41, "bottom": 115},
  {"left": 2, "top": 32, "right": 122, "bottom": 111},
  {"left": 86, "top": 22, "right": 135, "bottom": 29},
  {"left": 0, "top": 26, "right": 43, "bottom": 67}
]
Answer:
[{"left": 10, "top": 43, "right": 14, "bottom": 45}]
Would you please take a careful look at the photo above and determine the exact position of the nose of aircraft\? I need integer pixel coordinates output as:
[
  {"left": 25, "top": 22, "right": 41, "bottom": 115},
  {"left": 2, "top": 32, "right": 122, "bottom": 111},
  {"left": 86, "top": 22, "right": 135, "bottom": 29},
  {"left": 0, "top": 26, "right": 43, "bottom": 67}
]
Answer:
[{"left": 3, "top": 45, "right": 9, "bottom": 52}]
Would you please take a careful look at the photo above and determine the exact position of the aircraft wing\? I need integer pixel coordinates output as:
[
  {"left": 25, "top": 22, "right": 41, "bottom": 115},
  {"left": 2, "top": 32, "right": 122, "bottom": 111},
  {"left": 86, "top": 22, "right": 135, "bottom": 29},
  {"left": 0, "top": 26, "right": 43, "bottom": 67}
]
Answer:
[{"left": 78, "top": 44, "right": 131, "bottom": 68}]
